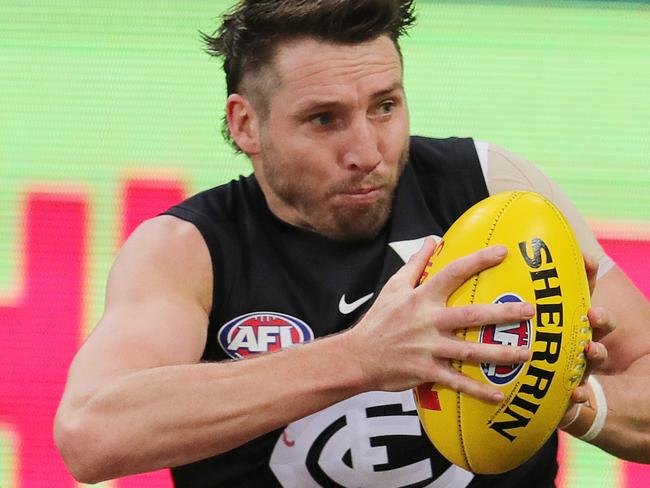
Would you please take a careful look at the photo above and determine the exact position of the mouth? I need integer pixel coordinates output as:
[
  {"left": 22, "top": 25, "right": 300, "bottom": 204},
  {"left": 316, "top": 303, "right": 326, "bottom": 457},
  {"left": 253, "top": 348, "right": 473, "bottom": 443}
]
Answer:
[
  {"left": 347, "top": 186, "right": 378, "bottom": 195},
  {"left": 340, "top": 186, "right": 383, "bottom": 203}
]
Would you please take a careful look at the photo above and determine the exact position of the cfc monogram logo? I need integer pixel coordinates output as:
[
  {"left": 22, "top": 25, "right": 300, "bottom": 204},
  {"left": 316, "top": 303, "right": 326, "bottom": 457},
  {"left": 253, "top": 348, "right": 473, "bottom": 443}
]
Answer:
[{"left": 269, "top": 391, "right": 474, "bottom": 487}]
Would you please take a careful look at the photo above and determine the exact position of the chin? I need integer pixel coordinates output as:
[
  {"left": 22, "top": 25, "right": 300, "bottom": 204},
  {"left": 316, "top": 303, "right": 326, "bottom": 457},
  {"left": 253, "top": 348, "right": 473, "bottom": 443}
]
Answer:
[{"left": 317, "top": 202, "right": 392, "bottom": 242}]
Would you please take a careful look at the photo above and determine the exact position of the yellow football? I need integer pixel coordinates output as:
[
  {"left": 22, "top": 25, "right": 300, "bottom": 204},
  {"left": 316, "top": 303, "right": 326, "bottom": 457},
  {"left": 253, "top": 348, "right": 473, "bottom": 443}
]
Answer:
[{"left": 414, "top": 190, "right": 592, "bottom": 474}]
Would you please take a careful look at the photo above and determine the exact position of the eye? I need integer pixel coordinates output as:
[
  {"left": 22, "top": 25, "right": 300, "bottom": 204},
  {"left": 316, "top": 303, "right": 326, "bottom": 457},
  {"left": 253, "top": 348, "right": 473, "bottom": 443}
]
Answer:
[
  {"left": 379, "top": 101, "right": 394, "bottom": 114},
  {"left": 310, "top": 112, "right": 333, "bottom": 126},
  {"left": 371, "top": 100, "right": 396, "bottom": 119}
]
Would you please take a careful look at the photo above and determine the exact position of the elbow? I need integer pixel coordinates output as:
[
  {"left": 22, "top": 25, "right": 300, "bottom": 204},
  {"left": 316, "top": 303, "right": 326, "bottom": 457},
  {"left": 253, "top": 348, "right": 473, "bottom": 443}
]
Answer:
[{"left": 54, "top": 407, "right": 116, "bottom": 483}]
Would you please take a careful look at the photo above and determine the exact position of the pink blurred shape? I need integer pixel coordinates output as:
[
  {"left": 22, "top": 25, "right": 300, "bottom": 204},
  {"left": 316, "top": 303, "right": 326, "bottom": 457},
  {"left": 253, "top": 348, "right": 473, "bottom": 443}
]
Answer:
[
  {"left": 0, "top": 193, "right": 86, "bottom": 487},
  {"left": 600, "top": 238, "right": 650, "bottom": 488},
  {"left": 0, "top": 185, "right": 647, "bottom": 488}
]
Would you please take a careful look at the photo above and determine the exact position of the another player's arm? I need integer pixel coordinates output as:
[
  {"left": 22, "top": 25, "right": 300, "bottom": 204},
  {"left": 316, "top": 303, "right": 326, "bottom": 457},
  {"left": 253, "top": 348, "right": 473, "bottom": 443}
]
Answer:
[
  {"left": 580, "top": 266, "right": 650, "bottom": 462},
  {"left": 486, "top": 144, "right": 650, "bottom": 462},
  {"left": 55, "top": 215, "right": 532, "bottom": 482}
]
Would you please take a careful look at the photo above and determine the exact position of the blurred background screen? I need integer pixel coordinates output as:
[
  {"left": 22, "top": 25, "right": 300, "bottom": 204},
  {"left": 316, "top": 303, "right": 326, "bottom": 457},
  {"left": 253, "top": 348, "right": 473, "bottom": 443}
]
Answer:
[{"left": 1, "top": 1, "right": 648, "bottom": 487}]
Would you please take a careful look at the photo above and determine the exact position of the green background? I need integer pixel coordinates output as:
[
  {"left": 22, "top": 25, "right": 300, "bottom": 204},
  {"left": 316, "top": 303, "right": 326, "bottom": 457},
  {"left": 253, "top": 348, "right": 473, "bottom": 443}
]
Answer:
[{"left": 1, "top": 1, "right": 648, "bottom": 486}]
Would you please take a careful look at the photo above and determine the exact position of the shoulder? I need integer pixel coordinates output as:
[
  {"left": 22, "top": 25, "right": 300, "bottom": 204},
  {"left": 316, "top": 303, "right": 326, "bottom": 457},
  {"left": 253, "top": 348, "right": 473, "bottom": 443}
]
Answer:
[
  {"left": 166, "top": 175, "right": 256, "bottom": 223},
  {"left": 408, "top": 137, "right": 546, "bottom": 189},
  {"left": 120, "top": 215, "right": 208, "bottom": 260},
  {"left": 112, "top": 215, "right": 213, "bottom": 313},
  {"left": 479, "top": 141, "right": 615, "bottom": 278},
  {"left": 409, "top": 136, "right": 478, "bottom": 164},
  {"left": 482, "top": 142, "right": 554, "bottom": 197}
]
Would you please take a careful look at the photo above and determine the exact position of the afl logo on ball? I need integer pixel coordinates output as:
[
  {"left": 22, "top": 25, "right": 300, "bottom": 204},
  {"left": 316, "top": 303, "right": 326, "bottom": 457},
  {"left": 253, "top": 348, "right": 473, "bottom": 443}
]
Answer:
[
  {"left": 218, "top": 312, "right": 314, "bottom": 360},
  {"left": 480, "top": 294, "right": 531, "bottom": 385}
]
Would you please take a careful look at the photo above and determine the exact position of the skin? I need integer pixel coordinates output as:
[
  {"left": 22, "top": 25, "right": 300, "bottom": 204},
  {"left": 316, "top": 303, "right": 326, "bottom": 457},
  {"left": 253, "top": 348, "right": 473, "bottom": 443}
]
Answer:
[
  {"left": 563, "top": 257, "right": 650, "bottom": 462},
  {"left": 230, "top": 37, "right": 410, "bottom": 241},
  {"left": 54, "top": 35, "right": 649, "bottom": 482}
]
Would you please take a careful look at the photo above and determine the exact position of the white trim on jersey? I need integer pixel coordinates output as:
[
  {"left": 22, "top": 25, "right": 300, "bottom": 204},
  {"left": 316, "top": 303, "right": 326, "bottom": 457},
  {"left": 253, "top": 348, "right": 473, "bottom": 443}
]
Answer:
[{"left": 473, "top": 139, "right": 490, "bottom": 186}]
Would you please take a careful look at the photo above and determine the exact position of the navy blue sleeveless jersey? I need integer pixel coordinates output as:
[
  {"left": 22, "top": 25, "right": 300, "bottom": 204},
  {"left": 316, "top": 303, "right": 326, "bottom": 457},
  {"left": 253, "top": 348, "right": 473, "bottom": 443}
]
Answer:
[{"left": 163, "top": 136, "right": 557, "bottom": 488}]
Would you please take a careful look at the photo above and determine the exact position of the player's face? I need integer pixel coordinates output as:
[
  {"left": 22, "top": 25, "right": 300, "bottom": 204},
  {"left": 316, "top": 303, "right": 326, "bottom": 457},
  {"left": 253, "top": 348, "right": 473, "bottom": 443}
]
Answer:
[{"left": 253, "top": 36, "right": 409, "bottom": 241}]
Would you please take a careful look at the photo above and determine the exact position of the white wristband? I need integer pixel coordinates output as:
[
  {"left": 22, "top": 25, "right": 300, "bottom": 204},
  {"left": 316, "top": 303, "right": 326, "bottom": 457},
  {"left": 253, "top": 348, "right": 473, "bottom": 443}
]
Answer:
[
  {"left": 559, "top": 403, "right": 582, "bottom": 430},
  {"left": 579, "top": 376, "right": 608, "bottom": 442}
]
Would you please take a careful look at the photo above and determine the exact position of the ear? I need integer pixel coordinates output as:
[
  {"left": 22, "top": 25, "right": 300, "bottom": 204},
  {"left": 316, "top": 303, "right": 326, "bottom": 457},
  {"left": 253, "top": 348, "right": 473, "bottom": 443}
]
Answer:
[{"left": 226, "top": 94, "right": 261, "bottom": 155}]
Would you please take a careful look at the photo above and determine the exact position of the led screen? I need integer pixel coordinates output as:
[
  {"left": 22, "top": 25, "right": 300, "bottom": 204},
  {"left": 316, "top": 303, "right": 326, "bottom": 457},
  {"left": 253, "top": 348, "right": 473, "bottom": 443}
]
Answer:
[{"left": 1, "top": 1, "right": 648, "bottom": 486}]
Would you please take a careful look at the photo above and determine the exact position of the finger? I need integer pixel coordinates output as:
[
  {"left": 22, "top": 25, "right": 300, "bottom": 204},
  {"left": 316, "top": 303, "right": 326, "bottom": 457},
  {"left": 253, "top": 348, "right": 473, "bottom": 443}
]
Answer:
[
  {"left": 433, "top": 302, "right": 535, "bottom": 332},
  {"left": 583, "top": 253, "right": 599, "bottom": 295},
  {"left": 437, "top": 338, "right": 531, "bottom": 365},
  {"left": 432, "top": 363, "right": 504, "bottom": 404},
  {"left": 394, "top": 236, "right": 438, "bottom": 288},
  {"left": 588, "top": 306, "right": 616, "bottom": 342},
  {"left": 420, "top": 245, "right": 508, "bottom": 301},
  {"left": 585, "top": 340, "right": 608, "bottom": 366},
  {"left": 571, "top": 384, "right": 590, "bottom": 404}
]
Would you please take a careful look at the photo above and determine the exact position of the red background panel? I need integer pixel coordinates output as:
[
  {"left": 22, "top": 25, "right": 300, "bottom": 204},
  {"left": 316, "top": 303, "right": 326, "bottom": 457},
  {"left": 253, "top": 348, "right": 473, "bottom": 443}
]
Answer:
[{"left": 0, "top": 183, "right": 647, "bottom": 487}]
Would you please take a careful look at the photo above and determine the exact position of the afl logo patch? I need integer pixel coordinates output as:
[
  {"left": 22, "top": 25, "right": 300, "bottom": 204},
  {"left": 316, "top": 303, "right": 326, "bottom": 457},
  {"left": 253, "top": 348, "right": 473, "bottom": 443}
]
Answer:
[
  {"left": 480, "top": 294, "right": 531, "bottom": 385},
  {"left": 218, "top": 311, "right": 314, "bottom": 359}
]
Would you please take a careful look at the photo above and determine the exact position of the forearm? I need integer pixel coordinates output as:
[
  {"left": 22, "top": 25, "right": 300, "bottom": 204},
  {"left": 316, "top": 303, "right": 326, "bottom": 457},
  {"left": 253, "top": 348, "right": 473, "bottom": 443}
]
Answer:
[
  {"left": 564, "top": 355, "right": 650, "bottom": 462},
  {"left": 55, "top": 332, "right": 364, "bottom": 482},
  {"left": 592, "top": 356, "right": 650, "bottom": 462}
]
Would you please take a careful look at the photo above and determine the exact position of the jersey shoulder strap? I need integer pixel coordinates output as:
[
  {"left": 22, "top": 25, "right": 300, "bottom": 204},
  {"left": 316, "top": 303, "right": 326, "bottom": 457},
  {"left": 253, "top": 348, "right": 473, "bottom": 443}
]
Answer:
[{"left": 407, "top": 136, "right": 489, "bottom": 230}]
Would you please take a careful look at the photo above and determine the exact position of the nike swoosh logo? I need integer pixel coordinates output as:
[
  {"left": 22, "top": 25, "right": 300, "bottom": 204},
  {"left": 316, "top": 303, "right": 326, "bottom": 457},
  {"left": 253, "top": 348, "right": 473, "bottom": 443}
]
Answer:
[{"left": 338, "top": 293, "right": 374, "bottom": 315}]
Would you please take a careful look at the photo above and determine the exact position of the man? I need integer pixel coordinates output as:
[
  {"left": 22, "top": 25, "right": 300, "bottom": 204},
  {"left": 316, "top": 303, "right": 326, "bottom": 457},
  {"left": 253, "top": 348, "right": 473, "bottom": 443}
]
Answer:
[{"left": 54, "top": 1, "right": 649, "bottom": 486}]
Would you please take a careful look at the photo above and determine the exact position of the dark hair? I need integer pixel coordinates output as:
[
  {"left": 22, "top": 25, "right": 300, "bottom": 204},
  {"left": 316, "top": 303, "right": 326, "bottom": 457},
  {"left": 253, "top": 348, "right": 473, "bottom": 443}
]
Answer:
[{"left": 201, "top": 0, "right": 416, "bottom": 150}]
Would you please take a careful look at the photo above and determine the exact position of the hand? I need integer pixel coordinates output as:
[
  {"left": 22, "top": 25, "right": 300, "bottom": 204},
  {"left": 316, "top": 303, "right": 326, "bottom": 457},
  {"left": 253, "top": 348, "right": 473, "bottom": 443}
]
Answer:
[
  {"left": 346, "top": 237, "right": 532, "bottom": 403},
  {"left": 560, "top": 254, "right": 616, "bottom": 429}
]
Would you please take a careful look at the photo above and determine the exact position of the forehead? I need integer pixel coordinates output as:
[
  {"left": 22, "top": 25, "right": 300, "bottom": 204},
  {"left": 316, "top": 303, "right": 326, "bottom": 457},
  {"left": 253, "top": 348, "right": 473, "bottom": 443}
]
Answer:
[{"left": 270, "top": 36, "right": 403, "bottom": 105}]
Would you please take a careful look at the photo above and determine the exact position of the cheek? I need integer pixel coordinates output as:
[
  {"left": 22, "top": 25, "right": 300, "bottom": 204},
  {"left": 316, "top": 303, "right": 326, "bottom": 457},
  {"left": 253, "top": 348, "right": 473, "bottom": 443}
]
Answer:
[
  {"left": 376, "top": 105, "right": 409, "bottom": 153},
  {"left": 274, "top": 146, "right": 336, "bottom": 195},
  {"left": 381, "top": 123, "right": 409, "bottom": 164},
  {"left": 303, "top": 161, "right": 338, "bottom": 193},
  {"left": 281, "top": 139, "right": 338, "bottom": 183},
  {"left": 267, "top": 119, "right": 326, "bottom": 170}
]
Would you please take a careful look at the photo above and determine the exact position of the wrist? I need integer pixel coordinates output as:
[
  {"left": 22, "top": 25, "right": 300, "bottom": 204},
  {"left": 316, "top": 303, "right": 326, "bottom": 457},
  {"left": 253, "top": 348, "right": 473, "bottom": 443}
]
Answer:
[
  {"left": 327, "top": 330, "right": 373, "bottom": 394},
  {"left": 561, "top": 376, "right": 608, "bottom": 442},
  {"left": 558, "top": 403, "right": 583, "bottom": 430}
]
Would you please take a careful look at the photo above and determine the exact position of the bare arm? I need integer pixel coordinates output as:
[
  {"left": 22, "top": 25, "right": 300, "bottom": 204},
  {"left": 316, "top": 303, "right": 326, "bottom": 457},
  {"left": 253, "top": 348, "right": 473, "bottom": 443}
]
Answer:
[
  {"left": 483, "top": 142, "right": 650, "bottom": 461},
  {"left": 54, "top": 218, "right": 532, "bottom": 482},
  {"left": 54, "top": 216, "right": 365, "bottom": 481},
  {"left": 566, "top": 266, "right": 650, "bottom": 462}
]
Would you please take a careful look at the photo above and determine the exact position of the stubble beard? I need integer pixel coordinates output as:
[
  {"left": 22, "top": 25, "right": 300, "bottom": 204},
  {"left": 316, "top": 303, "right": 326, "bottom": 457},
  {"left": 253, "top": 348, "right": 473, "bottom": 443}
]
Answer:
[{"left": 260, "top": 138, "right": 409, "bottom": 242}]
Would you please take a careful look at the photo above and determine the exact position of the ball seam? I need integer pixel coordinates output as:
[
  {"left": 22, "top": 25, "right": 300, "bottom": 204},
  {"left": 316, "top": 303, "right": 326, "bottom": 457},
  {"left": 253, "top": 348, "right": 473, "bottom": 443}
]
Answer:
[{"left": 458, "top": 190, "right": 523, "bottom": 471}]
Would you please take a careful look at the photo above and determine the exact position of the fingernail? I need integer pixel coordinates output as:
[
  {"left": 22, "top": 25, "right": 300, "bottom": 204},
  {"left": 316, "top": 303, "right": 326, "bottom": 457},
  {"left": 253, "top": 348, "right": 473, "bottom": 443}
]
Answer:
[
  {"left": 494, "top": 245, "right": 507, "bottom": 258},
  {"left": 587, "top": 342, "right": 597, "bottom": 358},
  {"left": 493, "top": 391, "right": 504, "bottom": 403}
]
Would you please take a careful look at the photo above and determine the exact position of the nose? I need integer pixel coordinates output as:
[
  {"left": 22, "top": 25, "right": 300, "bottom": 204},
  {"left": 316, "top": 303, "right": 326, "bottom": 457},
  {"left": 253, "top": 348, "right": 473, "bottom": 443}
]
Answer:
[{"left": 340, "top": 117, "right": 382, "bottom": 174}]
